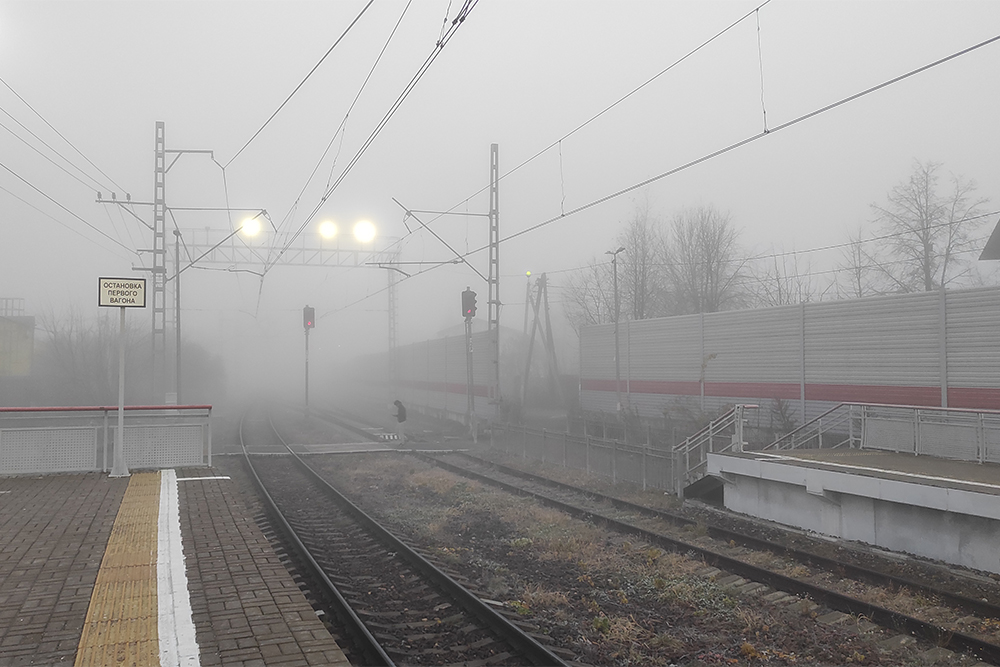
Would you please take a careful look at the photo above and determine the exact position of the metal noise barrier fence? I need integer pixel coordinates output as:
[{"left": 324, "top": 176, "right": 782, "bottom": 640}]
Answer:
[
  {"left": 0, "top": 405, "right": 213, "bottom": 475},
  {"left": 491, "top": 422, "right": 677, "bottom": 492},
  {"left": 765, "top": 402, "right": 1000, "bottom": 464}
]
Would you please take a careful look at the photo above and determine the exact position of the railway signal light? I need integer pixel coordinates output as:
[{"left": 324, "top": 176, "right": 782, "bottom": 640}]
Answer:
[
  {"left": 303, "top": 305, "right": 315, "bottom": 330},
  {"left": 462, "top": 288, "right": 477, "bottom": 319}
]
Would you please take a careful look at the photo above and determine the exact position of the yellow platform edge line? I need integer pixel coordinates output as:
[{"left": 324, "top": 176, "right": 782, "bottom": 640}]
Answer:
[{"left": 75, "top": 472, "right": 161, "bottom": 667}]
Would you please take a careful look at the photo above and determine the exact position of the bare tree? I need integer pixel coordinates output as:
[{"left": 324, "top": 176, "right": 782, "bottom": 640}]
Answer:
[
  {"left": 868, "top": 160, "right": 988, "bottom": 292},
  {"left": 32, "top": 308, "right": 151, "bottom": 406},
  {"left": 664, "top": 206, "right": 746, "bottom": 314},
  {"left": 746, "top": 248, "right": 820, "bottom": 307},
  {"left": 835, "top": 225, "right": 896, "bottom": 298},
  {"left": 618, "top": 205, "right": 668, "bottom": 320},
  {"left": 563, "top": 259, "right": 614, "bottom": 331}
]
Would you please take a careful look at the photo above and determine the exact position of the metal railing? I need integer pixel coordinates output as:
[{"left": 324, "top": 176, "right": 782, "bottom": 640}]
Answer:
[
  {"left": 764, "top": 403, "right": 861, "bottom": 451},
  {"left": 491, "top": 422, "right": 675, "bottom": 492},
  {"left": 0, "top": 405, "right": 212, "bottom": 475},
  {"left": 672, "top": 404, "right": 757, "bottom": 497},
  {"left": 762, "top": 402, "right": 1000, "bottom": 465}
]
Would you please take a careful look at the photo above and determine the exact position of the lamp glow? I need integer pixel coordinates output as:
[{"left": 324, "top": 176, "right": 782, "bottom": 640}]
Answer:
[
  {"left": 353, "top": 220, "right": 376, "bottom": 243},
  {"left": 241, "top": 217, "right": 262, "bottom": 236},
  {"left": 319, "top": 220, "right": 338, "bottom": 239}
]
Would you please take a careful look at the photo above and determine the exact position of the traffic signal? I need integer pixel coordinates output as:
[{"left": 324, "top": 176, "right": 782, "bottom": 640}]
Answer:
[
  {"left": 461, "top": 288, "right": 477, "bottom": 319},
  {"left": 303, "top": 305, "right": 315, "bottom": 330}
]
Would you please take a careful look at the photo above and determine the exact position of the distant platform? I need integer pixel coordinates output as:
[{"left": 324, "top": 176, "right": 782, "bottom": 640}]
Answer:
[{"left": 707, "top": 449, "right": 1000, "bottom": 575}]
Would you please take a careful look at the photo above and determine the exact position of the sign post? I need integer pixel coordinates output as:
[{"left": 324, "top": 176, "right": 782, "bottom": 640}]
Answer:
[{"left": 98, "top": 277, "right": 147, "bottom": 478}]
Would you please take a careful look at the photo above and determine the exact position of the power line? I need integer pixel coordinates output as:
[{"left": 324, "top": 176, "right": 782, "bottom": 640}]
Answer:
[
  {"left": 272, "top": 0, "right": 415, "bottom": 260},
  {"left": 325, "top": 31, "right": 1000, "bottom": 316},
  {"left": 224, "top": 0, "right": 376, "bottom": 169},
  {"left": 0, "top": 75, "right": 127, "bottom": 194},
  {"left": 0, "top": 179, "right": 132, "bottom": 258},
  {"left": 390, "top": 0, "right": 774, "bottom": 245},
  {"left": 494, "top": 32, "right": 1000, "bottom": 248},
  {"left": 269, "top": 0, "right": 480, "bottom": 271}
]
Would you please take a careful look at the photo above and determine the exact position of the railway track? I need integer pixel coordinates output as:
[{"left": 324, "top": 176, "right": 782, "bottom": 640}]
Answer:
[
  {"left": 238, "top": 410, "right": 571, "bottom": 666},
  {"left": 416, "top": 450, "right": 1000, "bottom": 666}
]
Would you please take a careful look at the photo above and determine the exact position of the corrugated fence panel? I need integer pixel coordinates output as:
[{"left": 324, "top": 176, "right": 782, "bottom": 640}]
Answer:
[
  {"left": 703, "top": 305, "right": 801, "bottom": 387},
  {"left": 581, "top": 324, "right": 615, "bottom": 380},
  {"left": 804, "top": 292, "right": 940, "bottom": 404},
  {"left": 945, "top": 288, "right": 1000, "bottom": 408},
  {"left": 624, "top": 315, "right": 702, "bottom": 383}
]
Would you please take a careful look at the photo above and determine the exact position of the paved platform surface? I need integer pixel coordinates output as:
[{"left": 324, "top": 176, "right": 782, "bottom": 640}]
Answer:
[
  {"left": 759, "top": 448, "right": 1000, "bottom": 495},
  {"left": 0, "top": 467, "right": 349, "bottom": 667}
]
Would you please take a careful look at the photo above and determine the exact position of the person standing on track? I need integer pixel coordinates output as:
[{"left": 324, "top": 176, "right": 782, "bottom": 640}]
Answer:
[{"left": 393, "top": 400, "right": 407, "bottom": 446}]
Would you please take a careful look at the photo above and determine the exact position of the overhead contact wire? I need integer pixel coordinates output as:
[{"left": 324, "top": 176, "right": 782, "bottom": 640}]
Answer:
[
  {"left": 268, "top": 0, "right": 479, "bottom": 271},
  {"left": 0, "top": 75, "right": 128, "bottom": 194},
  {"left": 224, "top": 0, "right": 376, "bottom": 169},
  {"left": 326, "top": 32, "right": 1000, "bottom": 314}
]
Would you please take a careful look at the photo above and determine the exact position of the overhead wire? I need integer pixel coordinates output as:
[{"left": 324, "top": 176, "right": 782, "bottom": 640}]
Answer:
[
  {"left": 0, "top": 175, "right": 134, "bottom": 257},
  {"left": 270, "top": 0, "right": 415, "bottom": 265},
  {"left": 493, "top": 32, "right": 1000, "bottom": 249},
  {"left": 0, "top": 116, "right": 106, "bottom": 193},
  {"left": 0, "top": 77, "right": 127, "bottom": 194},
  {"left": 388, "top": 0, "right": 774, "bottom": 243},
  {"left": 325, "top": 31, "right": 1000, "bottom": 315},
  {"left": 224, "top": 0, "right": 376, "bottom": 169},
  {"left": 270, "top": 0, "right": 480, "bottom": 271}
]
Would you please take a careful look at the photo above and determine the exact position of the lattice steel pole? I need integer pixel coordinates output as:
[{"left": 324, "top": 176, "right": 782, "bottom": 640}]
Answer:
[
  {"left": 152, "top": 121, "right": 167, "bottom": 401},
  {"left": 488, "top": 144, "right": 500, "bottom": 422}
]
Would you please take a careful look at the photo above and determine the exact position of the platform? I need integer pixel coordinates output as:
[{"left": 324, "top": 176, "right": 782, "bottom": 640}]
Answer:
[
  {"left": 707, "top": 449, "right": 1000, "bottom": 576},
  {"left": 0, "top": 465, "right": 349, "bottom": 667}
]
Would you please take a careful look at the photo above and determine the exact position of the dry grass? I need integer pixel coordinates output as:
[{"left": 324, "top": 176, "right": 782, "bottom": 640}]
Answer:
[{"left": 521, "top": 583, "right": 569, "bottom": 609}]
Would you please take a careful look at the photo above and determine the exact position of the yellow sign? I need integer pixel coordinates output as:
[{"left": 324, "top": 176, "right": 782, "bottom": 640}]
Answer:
[{"left": 0, "top": 316, "right": 33, "bottom": 377}]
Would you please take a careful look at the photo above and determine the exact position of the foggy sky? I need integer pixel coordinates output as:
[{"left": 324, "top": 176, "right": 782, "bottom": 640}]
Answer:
[{"left": 1, "top": 1, "right": 998, "bottom": 392}]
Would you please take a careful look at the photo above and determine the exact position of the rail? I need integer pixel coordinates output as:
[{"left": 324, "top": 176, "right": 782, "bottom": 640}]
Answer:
[
  {"left": 0, "top": 404, "right": 212, "bottom": 474},
  {"left": 673, "top": 404, "right": 757, "bottom": 497},
  {"left": 762, "top": 402, "right": 1000, "bottom": 464}
]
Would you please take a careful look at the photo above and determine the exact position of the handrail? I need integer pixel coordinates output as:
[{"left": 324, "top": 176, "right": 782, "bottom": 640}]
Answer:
[
  {"left": 763, "top": 402, "right": 856, "bottom": 451},
  {"left": 674, "top": 404, "right": 757, "bottom": 497},
  {"left": 672, "top": 406, "right": 737, "bottom": 454},
  {"left": 0, "top": 405, "right": 212, "bottom": 413}
]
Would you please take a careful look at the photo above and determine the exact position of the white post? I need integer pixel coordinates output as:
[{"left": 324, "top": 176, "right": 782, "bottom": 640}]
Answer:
[{"left": 111, "top": 306, "right": 130, "bottom": 477}]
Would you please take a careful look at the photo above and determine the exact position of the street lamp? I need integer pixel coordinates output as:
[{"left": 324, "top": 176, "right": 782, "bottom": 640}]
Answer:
[{"left": 606, "top": 246, "right": 625, "bottom": 416}]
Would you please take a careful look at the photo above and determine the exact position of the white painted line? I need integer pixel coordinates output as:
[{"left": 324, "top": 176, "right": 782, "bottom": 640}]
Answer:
[
  {"left": 158, "top": 469, "right": 201, "bottom": 667},
  {"left": 753, "top": 452, "right": 1000, "bottom": 491},
  {"left": 176, "top": 476, "right": 231, "bottom": 482}
]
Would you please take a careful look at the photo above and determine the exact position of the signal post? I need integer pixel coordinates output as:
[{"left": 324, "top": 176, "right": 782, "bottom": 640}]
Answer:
[
  {"left": 303, "top": 306, "right": 315, "bottom": 416},
  {"left": 462, "top": 288, "right": 477, "bottom": 435}
]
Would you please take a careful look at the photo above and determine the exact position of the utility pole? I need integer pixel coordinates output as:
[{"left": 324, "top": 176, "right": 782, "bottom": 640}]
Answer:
[
  {"left": 173, "top": 228, "right": 182, "bottom": 404},
  {"left": 152, "top": 122, "right": 166, "bottom": 401},
  {"left": 462, "top": 288, "right": 478, "bottom": 430},
  {"left": 389, "top": 145, "right": 502, "bottom": 424},
  {"left": 606, "top": 246, "right": 625, "bottom": 415},
  {"left": 303, "top": 306, "right": 315, "bottom": 416},
  {"left": 488, "top": 144, "right": 501, "bottom": 423}
]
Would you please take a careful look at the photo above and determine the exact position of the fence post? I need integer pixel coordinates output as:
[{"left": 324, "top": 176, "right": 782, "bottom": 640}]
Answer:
[
  {"left": 586, "top": 435, "right": 591, "bottom": 474},
  {"left": 102, "top": 408, "right": 109, "bottom": 472},
  {"left": 522, "top": 424, "right": 528, "bottom": 460},
  {"left": 563, "top": 431, "right": 568, "bottom": 468},
  {"left": 979, "top": 412, "right": 985, "bottom": 464},
  {"left": 674, "top": 448, "right": 684, "bottom": 500},
  {"left": 612, "top": 439, "right": 617, "bottom": 483},
  {"left": 541, "top": 429, "right": 547, "bottom": 463},
  {"left": 913, "top": 409, "right": 920, "bottom": 456},
  {"left": 641, "top": 445, "right": 647, "bottom": 491}
]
